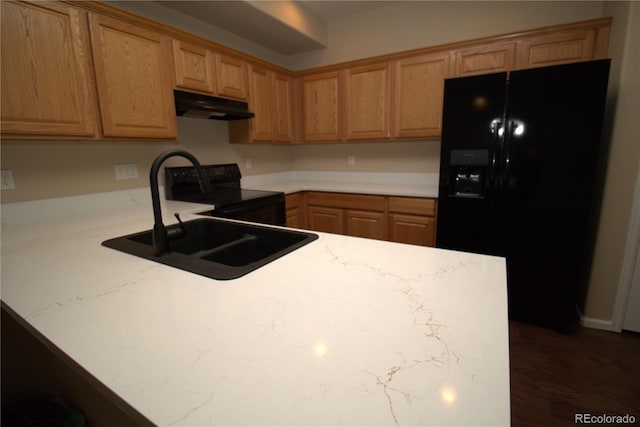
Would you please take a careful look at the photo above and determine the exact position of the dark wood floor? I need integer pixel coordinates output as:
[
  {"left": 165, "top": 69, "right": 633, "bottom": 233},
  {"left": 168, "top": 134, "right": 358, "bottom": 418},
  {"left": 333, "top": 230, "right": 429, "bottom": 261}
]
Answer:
[{"left": 509, "top": 320, "right": 640, "bottom": 426}]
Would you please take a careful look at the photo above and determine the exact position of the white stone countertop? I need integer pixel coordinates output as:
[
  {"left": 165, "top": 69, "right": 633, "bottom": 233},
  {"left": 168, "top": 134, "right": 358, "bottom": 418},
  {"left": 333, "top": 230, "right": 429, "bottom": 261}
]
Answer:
[
  {"left": 241, "top": 170, "right": 440, "bottom": 198},
  {"left": 0, "top": 188, "right": 508, "bottom": 426}
]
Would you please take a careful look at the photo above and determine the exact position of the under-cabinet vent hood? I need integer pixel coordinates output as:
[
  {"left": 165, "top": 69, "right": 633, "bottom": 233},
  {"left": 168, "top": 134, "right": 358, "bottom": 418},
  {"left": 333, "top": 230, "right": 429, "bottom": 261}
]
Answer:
[{"left": 174, "top": 90, "right": 255, "bottom": 120}]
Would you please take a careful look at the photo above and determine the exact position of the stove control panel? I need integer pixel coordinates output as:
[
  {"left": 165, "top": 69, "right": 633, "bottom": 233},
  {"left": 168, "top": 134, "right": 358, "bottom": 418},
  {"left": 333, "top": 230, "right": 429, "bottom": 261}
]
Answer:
[{"left": 165, "top": 163, "right": 242, "bottom": 198}]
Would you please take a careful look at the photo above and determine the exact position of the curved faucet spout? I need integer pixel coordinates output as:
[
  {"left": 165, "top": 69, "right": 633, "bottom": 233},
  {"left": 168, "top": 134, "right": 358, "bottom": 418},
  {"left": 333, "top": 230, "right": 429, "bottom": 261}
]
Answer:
[{"left": 150, "top": 149, "right": 212, "bottom": 256}]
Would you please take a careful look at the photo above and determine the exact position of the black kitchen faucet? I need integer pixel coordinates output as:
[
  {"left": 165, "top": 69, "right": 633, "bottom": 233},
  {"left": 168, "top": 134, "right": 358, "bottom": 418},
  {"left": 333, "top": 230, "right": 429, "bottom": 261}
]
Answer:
[{"left": 149, "top": 149, "right": 212, "bottom": 256}]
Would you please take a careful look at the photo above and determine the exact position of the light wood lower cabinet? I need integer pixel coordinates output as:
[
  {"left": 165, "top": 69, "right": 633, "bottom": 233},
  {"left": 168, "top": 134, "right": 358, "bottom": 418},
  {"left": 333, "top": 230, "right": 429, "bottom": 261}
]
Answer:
[
  {"left": 346, "top": 210, "right": 386, "bottom": 240},
  {"left": 285, "top": 192, "right": 303, "bottom": 228},
  {"left": 388, "top": 214, "right": 435, "bottom": 247},
  {"left": 300, "top": 191, "right": 436, "bottom": 246},
  {"left": 387, "top": 196, "right": 436, "bottom": 246},
  {"left": 308, "top": 206, "right": 344, "bottom": 234}
]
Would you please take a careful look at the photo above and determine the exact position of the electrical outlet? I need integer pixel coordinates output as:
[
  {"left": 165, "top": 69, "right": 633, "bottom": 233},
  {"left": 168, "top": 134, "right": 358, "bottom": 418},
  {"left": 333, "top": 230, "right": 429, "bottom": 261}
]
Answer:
[
  {"left": 1, "top": 170, "right": 16, "bottom": 190},
  {"left": 348, "top": 155, "right": 355, "bottom": 166},
  {"left": 114, "top": 164, "right": 139, "bottom": 180},
  {"left": 246, "top": 158, "right": 252, "bottom": 169}
]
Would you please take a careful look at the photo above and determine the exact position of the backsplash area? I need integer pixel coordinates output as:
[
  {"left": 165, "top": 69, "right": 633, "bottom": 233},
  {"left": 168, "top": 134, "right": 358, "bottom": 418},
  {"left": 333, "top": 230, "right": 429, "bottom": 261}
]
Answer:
[{"left": 1, "top": 118, "right": 439, "bottom": 204}]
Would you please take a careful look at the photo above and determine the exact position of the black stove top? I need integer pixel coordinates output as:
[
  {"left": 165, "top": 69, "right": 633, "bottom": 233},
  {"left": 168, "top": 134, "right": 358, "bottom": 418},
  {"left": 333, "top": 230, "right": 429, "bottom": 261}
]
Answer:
[
  {"left": 175, "top": 188, "right": 283, "bottom": 208},
  {"left": 164, "top": 163, "right": 283, "bottom": 208}
]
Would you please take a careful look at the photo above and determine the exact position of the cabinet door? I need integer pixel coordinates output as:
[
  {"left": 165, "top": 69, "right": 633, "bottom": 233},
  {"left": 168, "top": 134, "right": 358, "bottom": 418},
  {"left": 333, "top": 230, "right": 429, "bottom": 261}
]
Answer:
[
  {"left": 516, "top": 30, "right": 596, "bottom": 69},
  {"left": 393, "top": 51, "right": 450, "bottom": 139},
  {"left": 285, "top": 193, "right": 303, "bottom": 228},
  {"left": 303, "top": 71, "right": 342, "bottom": 142},
  {"left": 247, "top": 65, "right": 275, "bottom": 141},
  {"left": 452, "top": 42, "right": 516, "bottom": 77},
  {"left": 307, "top": 206, "right": 343, "bottom": 234},
  {"left": 172, "top": 39, "right": 215, "bottom": 94},
  {"left": 1, "top": 1, "right": 98, "bottom": 138},
  {"left": 286, "top": 208, "right": 300, "bottom": 228},
  {"left": 345, "top": 62, "right": 391, "bottom": 140},
  {"left": 346, "top": 210, "right": 386, "bottom": 240},
  {"left": 89, "top": 13, "right": 176, "bottom": 139},
  {"left": 273, "top": 71, "right": 294, "bottom": 142},
  {"left": 389, "top": 214, "right": 435, "bottom": 246},
  {"left": 215, "top": 52, "right": 248, "bottom": 100}
]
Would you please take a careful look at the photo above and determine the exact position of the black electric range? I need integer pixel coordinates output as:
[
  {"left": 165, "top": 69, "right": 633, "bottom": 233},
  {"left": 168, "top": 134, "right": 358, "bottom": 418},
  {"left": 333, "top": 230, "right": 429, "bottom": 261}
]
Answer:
[{"left": 164, "top": 164, "right": 286, "bottom": 226}]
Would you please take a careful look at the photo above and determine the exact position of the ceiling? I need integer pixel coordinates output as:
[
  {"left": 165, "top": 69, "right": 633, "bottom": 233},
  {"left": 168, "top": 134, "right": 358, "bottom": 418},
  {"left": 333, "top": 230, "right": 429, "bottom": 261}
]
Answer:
[{"left": 156, "top": 1, "right": 391, "bottom": 55}]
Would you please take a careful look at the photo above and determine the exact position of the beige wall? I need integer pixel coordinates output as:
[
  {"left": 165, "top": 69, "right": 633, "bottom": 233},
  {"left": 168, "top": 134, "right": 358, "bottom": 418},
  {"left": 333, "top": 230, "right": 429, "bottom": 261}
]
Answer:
[
  {"left": 585, "top": 1, "right": 640, "bottom": 322},
  {"left": 0, "top": 119, "right": 292, "bottom": 203},
  {"left": 292, "top": 141, "right": 440, "bottom": 173}
]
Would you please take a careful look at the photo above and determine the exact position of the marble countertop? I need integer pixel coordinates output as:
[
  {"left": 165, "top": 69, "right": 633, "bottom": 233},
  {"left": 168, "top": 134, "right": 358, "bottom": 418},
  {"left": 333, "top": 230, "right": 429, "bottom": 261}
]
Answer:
[
  {"left": 240, "top": 170, "right": 440, "bottom": 198},
  {"left": 0, "top": 188, "right": 509, "bottom": 426}
]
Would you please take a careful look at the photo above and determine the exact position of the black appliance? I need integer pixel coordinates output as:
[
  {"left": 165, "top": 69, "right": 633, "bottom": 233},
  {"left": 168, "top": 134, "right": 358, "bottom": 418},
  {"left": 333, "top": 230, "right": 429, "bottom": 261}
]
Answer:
[
  {"left": 436, "top": 59, "right": 611, "bottom": 332},
  {"left": 174, "top": 90, "right": 255, "bottom": 120},
  {"left": 165, "top": 163, "right": 286, "bottom": 226}
]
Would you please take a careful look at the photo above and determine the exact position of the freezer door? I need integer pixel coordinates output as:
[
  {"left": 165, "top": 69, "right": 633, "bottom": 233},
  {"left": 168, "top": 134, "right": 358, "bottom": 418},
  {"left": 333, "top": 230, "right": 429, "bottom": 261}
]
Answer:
[
  {"left": 504, "top": 59, "right": 610, "bottom": 330},
  {"left": 436, "top": 72, "right": 507, "bottom": 255}
]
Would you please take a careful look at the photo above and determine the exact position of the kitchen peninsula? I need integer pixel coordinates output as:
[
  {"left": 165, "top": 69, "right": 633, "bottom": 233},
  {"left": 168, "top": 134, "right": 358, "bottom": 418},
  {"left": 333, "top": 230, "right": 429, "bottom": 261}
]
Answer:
[{"left": 1, "top": 188, "right": 509, "bottom": 426}]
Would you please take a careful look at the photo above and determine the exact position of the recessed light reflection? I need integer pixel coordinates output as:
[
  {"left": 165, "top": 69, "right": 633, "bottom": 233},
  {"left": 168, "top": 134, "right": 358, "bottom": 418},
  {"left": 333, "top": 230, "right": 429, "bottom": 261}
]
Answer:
[
  {"left": 473, "top": 96, "right": 489, "bottom": 110},
  {"left": 514, "top": 123, "right": 525, "bottom": 136},
  {"left": 314, "top": 341, "right": 328, "bottom": 358},
  {"left": 440, "top": 387, "right": 457, "bottom": 404}
]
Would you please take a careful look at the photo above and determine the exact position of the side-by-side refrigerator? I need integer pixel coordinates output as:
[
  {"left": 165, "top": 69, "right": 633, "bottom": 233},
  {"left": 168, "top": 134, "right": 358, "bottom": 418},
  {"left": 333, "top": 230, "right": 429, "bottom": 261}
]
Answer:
[{"left": 436, "top": 59, "right": 611, "bottom": 332}]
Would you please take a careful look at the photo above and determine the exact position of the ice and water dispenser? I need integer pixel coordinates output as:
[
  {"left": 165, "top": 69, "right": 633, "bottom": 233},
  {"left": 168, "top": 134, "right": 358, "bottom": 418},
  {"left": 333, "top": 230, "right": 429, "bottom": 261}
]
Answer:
[{"left": 449, "top": 149, "right": 489, "bottom": 197}]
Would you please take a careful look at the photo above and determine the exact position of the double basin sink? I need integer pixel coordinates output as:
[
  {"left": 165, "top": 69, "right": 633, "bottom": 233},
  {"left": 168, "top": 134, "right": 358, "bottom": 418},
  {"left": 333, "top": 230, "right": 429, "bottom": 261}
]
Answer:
[{"left": 102, "top": 218, "right": 318, "bottom": 280}]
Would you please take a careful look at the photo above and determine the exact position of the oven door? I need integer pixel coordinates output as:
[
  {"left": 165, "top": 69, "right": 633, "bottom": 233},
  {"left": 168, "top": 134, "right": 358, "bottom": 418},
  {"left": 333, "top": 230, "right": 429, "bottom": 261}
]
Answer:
[{"left": 200, "top": 195, "right": 286, "bottom": 226}]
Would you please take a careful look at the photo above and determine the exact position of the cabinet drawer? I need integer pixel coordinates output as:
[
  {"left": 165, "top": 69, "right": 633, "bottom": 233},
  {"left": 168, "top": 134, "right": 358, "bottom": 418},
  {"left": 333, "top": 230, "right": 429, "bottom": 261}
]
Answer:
[
  {"left": 388, "top": 197, "right": 436, "bottom": 216},
  {"left": 307, "top": 192, "right": 385, "bottom": 211},
  {"left": 389, "top": 214, "right": 435, "bottom": 246}
]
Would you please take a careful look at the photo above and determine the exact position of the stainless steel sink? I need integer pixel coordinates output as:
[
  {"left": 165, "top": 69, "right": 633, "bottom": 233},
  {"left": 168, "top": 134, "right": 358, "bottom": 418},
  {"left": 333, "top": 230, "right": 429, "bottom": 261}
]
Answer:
[{"left": 102, "top": 218, "right": 318, "bottom": 280}]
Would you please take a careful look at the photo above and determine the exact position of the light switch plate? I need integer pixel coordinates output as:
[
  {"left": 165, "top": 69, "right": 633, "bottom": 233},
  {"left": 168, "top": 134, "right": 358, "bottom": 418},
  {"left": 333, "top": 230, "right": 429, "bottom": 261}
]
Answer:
[
  {"left": 114, "top": 164, "right": 139, "bottom": 180},
  {"left": 1, "top": 170, "right": 15, "bottom": 190}
]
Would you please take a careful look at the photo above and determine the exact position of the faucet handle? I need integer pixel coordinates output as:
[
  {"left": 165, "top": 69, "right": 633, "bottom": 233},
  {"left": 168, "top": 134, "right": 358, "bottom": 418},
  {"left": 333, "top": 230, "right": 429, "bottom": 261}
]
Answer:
[{"left": 166, "top": 213, "right": 187, "bottom": 241}]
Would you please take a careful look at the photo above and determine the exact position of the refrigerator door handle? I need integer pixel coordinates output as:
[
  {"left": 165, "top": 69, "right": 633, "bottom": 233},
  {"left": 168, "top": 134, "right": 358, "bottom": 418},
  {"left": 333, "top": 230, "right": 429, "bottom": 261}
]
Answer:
[
  {"left": 503, "top": 120, "right": 517, "bottom": 187},
  {"left": 489, "top": 119, "right": 502, "bottom": 188}
]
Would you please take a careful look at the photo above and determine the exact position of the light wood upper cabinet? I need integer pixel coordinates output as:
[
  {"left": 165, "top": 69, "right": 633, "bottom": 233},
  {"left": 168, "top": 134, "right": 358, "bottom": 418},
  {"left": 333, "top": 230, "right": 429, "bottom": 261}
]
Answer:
[
  {"left": 516, "top": 30, "right": 596, "bottom": 69},
  {"left": 229, "top": 65, "right": 293, "bottom": 143},
  {"left": 246, "top": 65, "right": 274, "bottom": 141},
  {"left": 452, "top": 42, "right": 517, "bottom": 77},
  {"left": 1, "top": 1, "right": 98, "bottom": 138},
  {"left": 273, "top": 71, "right": 294, "bottom": 142},
  {"left": 392, "top": 51, "right": 450, "bottom": 139},
  {"left": 303, "top": 71, "right": 343, "bottom": 142},
  {"left": 172, "top": 39, "right": 215, "bottom": 94},
  {"left": 344, "top": 62, "right": 391, "bottom": 140},
  {"left": 214, "top": 52, "right": 248, "bottom": 100},
  {"left": 88, "top": 13, "right": 177, "bottom": 139}
]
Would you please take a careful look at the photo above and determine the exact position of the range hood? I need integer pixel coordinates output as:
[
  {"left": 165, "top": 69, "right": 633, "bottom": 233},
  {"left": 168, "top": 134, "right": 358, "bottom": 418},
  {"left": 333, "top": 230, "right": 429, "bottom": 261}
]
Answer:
[{"left": 174, "top": 90, "right": 255, "bottom": 120}]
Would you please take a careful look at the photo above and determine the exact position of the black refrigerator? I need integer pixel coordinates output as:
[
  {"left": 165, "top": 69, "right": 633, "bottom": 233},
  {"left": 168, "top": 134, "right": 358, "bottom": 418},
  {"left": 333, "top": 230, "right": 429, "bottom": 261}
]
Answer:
[{"left": 436, "top": 59, "right": 611, "bottom": 332}]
